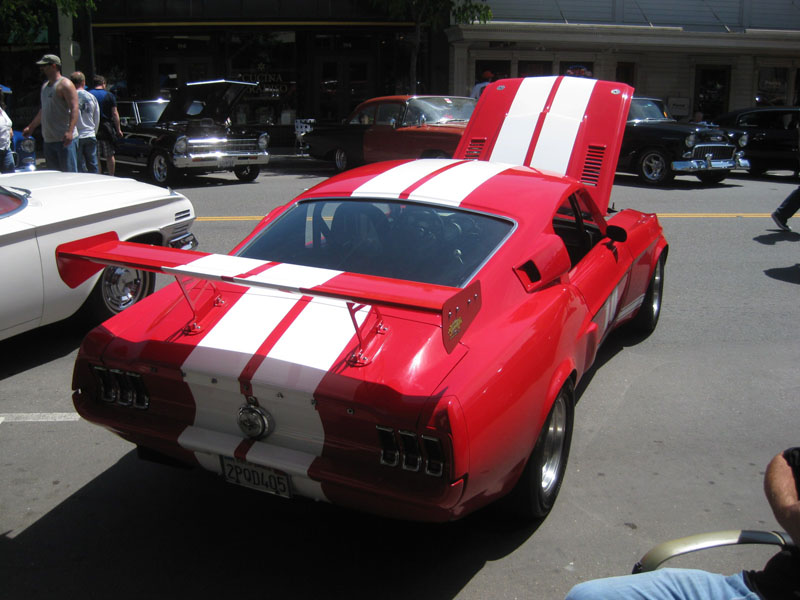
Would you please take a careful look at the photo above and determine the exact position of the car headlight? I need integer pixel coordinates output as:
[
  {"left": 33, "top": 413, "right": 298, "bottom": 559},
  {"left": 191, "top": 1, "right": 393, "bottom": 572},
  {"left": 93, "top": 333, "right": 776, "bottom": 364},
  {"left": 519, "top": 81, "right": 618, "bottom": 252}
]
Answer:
[
  {"left": 258, "top": 132, "right": 269, "bottom": 151},
  {"left": 738, "top": 132, "right": 749, "bottom": 147},
  {"left": 685, "top": 133, "right": 697, "bottom": 148},
  {"left": 173, "top": 136, "right": 188, "bottom": 155},
  {"left": 19, "top": 138, "right": 35, "bottom": 153}
]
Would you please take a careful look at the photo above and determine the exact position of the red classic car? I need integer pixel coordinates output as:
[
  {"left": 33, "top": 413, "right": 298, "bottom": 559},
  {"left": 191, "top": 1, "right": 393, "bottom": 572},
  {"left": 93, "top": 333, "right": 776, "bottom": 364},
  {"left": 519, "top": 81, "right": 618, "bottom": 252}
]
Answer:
[
  {"left": 59, "top": 76, "right": 667, "bottom": 522},
  {"left": 304, "top": 95, "right": 476, "bottom": 171}
]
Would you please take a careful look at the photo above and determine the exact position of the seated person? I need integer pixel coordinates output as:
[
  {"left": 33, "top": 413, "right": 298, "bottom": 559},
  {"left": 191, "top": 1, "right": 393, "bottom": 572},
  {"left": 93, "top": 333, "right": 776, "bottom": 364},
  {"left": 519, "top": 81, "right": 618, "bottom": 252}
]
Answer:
[{"left": 565, "top": 448, "right": 800, "bottom": 600}]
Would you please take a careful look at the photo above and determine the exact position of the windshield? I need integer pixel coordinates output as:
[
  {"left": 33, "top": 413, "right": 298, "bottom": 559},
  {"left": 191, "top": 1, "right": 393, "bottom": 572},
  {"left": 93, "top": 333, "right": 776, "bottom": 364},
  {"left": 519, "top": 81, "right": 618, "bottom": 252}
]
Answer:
[
  {"left": 402, "top": 97, "right": 476, "bottom": 126},
  {"left": 137, "top": 101, "right": 167, "bottom": 124},
  {"left": 238, "top": 199, "right": 513, "bottom": 287},
  {"left": 628, "top": 99, "right": 674, "bottom": 122}
]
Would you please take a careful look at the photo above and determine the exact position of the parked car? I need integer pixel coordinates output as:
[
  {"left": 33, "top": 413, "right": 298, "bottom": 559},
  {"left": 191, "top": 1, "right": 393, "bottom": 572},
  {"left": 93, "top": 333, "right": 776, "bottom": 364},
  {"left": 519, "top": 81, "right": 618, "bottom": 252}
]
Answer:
[
  {"left": 114, "top": 80, "right": 270, "bottom": 185},
  {"left": 12, "top": 130, "right": 36, "bottom": 171},
  {"left": 305, "top": 95, "right": 476, "bottom": 171},
  {"left": 58, "top": 76, "right": 667, "bottom": 523},
  {"left": 617, "top": 97, "right": 749, "bottom": 185},
  {"left": 0, "top": 170, "right": 197, "bottom": 341},
  {"left": 714, "top": 106, "right": 800, "bottom": 176}
]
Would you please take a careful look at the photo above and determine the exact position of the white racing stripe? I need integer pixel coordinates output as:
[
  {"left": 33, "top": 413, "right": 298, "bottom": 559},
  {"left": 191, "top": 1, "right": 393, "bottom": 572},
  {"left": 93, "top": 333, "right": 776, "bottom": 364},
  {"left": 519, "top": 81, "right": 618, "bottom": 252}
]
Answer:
[
  {"left": 530, "top": 77, "right": 596, "bottom": 175},
  {"left": 166, "top": 253, "right": 266, "bottom": 279},
  {"left": 351, "top": 159, "right": 462, "bottom": 199},
  {"left": 408, "top": 160, "right": 512, "bottom": 206},
  {"left": 0, "top": 413, "right": 81, "bottom": 422},
  {"left": 489, "top": 76, "right": 555, "bottom": 165}
]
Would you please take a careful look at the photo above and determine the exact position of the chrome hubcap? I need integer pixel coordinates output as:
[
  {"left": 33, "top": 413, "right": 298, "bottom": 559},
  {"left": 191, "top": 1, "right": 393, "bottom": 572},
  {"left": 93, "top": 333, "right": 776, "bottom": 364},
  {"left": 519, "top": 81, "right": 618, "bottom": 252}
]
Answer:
[
  {"left": 643, "top": 154, "right": 666, "bottom": 181},
  {"left": 101, "top": 266, "right": 145, "bottom": 312},
  {"left": 540, "top": 394, "right": 567, "bottom": 495}
]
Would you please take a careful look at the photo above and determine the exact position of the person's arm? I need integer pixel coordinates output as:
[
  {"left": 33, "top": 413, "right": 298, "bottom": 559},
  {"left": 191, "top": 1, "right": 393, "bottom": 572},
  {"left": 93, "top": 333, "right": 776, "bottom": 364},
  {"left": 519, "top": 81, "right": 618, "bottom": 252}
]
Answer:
[
  {"left": 59, "top": 78, "right": 79, "bottom": 146},
  {"left": 764, "top": 449, "right": 800, "bottom": 544},
  {"left": 111, "top": 106, "right": 122, "bottom": 137},
  {"left": 92, "top": 95, "right": 100, "bottom": 135},
  {"left": 23, "top": 110, "right": 42, "bottom": 137}
]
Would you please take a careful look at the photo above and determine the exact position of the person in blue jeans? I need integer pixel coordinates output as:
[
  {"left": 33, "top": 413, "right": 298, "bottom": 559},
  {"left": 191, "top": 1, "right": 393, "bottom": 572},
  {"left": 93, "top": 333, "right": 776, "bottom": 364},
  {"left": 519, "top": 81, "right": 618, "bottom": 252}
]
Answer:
[
  {"left": 771, "top": 187, "right": 800, "bottom": 232},
  {"left": 69, "top": 71, "right": 100, "bottom": 173},
  {"left": 565, "top": 448, "right": 800, "bottom": 600},
  {"left": 23, "top": 54, "right": 79, "bottom": 172}
]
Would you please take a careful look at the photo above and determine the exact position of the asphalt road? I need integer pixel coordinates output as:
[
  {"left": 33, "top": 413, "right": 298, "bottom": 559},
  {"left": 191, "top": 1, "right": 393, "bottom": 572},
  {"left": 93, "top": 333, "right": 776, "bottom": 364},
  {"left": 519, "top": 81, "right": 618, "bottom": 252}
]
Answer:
[{"left": 1, "top": 161, "right": 799, "bottom": 599}]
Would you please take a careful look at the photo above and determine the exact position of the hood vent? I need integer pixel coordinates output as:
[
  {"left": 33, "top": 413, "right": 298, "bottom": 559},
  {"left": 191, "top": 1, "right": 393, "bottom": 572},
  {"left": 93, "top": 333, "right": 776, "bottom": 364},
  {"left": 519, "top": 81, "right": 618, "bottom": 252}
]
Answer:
[
  {"left": 463, "top": 138, "right": 486, "bottom": 159},
  {"left": 580, "top": 145, "right": 605, "bottom": 187}
]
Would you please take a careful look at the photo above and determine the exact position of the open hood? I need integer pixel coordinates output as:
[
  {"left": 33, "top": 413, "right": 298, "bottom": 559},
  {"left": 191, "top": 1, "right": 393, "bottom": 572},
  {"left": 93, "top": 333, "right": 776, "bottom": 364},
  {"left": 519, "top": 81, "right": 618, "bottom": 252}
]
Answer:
[
  {"left": 158, "top": 79, "right": 256, "bottom": 124},
  {"left": 454, "top": 76, "right": 634, "bottom": 215}
]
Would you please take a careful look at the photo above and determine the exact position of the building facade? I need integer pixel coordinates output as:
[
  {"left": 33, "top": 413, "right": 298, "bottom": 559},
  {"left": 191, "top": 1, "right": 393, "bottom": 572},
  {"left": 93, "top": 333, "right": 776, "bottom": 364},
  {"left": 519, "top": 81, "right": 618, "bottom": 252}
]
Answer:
[{"left": 447, "top": 0, "right": 800, "bottom": 120}]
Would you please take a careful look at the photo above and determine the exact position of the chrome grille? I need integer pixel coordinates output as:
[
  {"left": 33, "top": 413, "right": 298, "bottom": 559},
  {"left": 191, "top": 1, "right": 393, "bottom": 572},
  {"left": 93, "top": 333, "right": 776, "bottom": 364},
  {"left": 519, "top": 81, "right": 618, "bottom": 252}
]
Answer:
[
  {"left": 187, "top": 138, "right": 260, "bottom": 154},
  {"left": 692, "top": 144, "right": 735, "bottom": 161}
]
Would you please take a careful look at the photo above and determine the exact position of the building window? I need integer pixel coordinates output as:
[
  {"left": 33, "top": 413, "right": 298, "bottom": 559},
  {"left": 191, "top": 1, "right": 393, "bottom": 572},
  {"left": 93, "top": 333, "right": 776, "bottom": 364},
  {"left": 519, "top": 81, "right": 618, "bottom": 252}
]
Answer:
[
  {"left": 694, "top": 66, "right": 730, "bottom": 121},
  {"left": 756, "top": 67, "right": 789, "bottom": 105},
  {"left": 616, "top": 62, "right": 635, "bottom": 86}
]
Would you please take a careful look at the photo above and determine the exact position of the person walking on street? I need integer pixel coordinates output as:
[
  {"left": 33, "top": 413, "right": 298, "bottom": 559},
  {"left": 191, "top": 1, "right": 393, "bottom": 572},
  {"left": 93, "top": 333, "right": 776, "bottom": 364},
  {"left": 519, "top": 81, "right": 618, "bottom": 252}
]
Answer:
[
  {"left": 88, "top": 75, "right": 123, "bottom": 176},
  {"left": 23, "top": 54, "right": 79, "bottom": 172},
  {"left": 69, "top": 71, "right": 100, "bottom": 173},
  {"left": 771, "top": 188, "right": 800, "bottom": 232},
  {"left": 0, "top": 93, "right": 14, "bottom": 173}
]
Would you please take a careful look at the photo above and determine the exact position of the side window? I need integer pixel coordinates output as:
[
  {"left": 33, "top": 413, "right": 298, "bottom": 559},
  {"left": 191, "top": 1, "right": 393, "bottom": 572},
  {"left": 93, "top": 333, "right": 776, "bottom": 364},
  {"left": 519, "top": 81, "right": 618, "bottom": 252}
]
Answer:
[
  {"left": 349, "top": 106, "right": 376, "bottom": 125},
  {"left": 552, "top": 193, "right": 600, "bottom": 267},
  {"left": 376, "top": 103, "right": 403, "bottom": 126}
]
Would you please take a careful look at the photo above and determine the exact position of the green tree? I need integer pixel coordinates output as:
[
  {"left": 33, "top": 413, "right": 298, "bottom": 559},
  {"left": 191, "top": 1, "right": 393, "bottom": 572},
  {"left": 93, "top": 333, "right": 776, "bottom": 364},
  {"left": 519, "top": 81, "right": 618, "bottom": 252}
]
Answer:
[
  {"left": 375, "top": 0, "right": 492, "bottom": 93},
  {"left": 1, "top": 0, "right": 96, "bottom": 45}
]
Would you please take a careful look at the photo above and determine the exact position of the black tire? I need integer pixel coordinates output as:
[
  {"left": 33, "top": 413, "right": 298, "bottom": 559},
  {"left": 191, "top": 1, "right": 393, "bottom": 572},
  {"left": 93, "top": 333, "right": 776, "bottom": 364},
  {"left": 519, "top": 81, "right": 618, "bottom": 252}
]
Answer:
[
  {"left": 748, "top": 163, "right": 768, "bottom": 177},
  {"left": 149, "top": 151, "right": 173, "bottom": 185},
  {"left": 506, "top": 382, "right": 574, "bottom": 520},
  {"left": 696, "top": 171, "right": 728, "bottom": 184},
  {"left": 636, "top": 149, "right": 674, "bottom": 185},
  {"left": 334, "top": 148, "right": 350, "bottom": 172},
  {"left": 234, "top": 165, "right": 260, "bottom": 181},
  {"left": 630, "top": 254, "right": 666, "bottom": 334},
  {"left": 81, "top": 266, "right": 155, "bottom": 324}
]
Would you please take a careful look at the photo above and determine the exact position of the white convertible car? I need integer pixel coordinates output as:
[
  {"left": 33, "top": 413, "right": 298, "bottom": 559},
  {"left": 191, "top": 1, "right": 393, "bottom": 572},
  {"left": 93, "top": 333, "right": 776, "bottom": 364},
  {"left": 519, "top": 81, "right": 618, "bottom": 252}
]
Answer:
[{"left": 0, "top": 171, "right": 197, "bottom": 341}]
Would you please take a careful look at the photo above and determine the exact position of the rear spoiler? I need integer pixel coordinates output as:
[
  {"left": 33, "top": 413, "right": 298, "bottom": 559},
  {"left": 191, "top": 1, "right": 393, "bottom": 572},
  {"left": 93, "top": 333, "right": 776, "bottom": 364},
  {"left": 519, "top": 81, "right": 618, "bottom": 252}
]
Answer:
[{"left": 56, "top": 232, "right": 481, "bottom": 354}]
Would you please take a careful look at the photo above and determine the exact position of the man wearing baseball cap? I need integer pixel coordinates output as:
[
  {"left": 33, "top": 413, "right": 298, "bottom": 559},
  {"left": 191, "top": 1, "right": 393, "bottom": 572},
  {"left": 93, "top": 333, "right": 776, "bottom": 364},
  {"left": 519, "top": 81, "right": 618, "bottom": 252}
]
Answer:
[{"left": 23, "top": 54, "right": 79, "bottom": 172}]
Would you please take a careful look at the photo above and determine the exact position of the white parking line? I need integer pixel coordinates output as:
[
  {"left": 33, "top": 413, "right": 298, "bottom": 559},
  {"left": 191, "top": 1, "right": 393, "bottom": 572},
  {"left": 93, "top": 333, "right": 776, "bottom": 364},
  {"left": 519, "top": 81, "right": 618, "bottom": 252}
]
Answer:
[{"left": 0, "top": 413, "right": 81, "bottom": 423}]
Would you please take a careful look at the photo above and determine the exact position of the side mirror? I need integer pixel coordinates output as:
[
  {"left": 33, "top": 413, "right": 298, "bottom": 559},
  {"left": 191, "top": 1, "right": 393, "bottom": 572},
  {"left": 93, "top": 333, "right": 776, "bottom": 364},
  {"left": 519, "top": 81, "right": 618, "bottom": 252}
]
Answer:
[{"left": 606, "top": 224, "right": 627, "bottom": 243}]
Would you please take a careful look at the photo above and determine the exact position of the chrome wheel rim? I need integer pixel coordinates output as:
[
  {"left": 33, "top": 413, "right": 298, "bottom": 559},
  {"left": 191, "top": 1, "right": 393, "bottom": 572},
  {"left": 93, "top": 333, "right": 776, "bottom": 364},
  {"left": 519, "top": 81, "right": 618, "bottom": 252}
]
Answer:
[
  {"left": 540, "top": 394, "right": 567, "bottom": 496},
  {"left": 334, "top": 149, "right": 347, "bottom": 171},
  {"left": 100, "top": 266, "right": 147, "bottom": 313},
  {"left": 649, "top": 258, "right": 664, "bottom": 319},
  {"left": 642, "top": 153, "right": 667, "bottom": 182},
  {"left": 152, "top": 154, "right": 168, "bottom": 182}
]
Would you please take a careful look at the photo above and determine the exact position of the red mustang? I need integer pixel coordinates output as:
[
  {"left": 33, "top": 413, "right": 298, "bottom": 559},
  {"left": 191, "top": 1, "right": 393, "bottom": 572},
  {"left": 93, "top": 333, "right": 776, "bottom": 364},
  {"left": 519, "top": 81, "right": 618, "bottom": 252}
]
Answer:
[{"left": 59, "top": 76, "right": 667, "bottom": 522}]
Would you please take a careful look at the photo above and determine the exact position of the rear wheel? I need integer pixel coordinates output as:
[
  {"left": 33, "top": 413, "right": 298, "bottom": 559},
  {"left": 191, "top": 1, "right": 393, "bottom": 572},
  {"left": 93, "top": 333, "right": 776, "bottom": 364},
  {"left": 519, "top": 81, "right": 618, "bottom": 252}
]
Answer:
[
  {"left": 506, "top": 382, "right": 574, "bottom": 520},
  {"left": 81, "top": 265, "right": 155, "bottom": 324},
  {"left": 234, "top": 165, "right": 260, "bottom": 181},
  {"left": 334, "top": 148, "right": 350, "bottom": 172},
  {"left": 630, "top": 254, "right": 666, "bottom": 334}
]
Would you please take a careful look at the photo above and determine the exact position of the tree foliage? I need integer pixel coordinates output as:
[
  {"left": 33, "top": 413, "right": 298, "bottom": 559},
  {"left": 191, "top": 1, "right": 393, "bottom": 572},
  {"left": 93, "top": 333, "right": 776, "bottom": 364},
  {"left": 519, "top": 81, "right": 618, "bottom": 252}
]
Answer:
[{"left": 1, "top": 0, "right": 96, "bottom": 45}]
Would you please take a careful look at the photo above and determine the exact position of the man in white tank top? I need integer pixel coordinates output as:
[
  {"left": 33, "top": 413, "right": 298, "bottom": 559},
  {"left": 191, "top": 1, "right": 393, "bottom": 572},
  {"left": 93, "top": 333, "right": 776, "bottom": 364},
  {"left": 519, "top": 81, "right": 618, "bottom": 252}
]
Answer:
[{"left": 23, "top": 54, "right": 79, "bottom": 172}]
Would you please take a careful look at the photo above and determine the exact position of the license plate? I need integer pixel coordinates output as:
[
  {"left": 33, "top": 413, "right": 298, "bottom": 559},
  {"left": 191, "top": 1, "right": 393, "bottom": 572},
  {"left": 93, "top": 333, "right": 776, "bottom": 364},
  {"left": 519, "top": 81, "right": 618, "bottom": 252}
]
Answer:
[
  {"left": 220, "top": 157, "right": 235, "bottom": 168},
  {"left": 220, "top": 456, "right": 292, "bottom": 499}
]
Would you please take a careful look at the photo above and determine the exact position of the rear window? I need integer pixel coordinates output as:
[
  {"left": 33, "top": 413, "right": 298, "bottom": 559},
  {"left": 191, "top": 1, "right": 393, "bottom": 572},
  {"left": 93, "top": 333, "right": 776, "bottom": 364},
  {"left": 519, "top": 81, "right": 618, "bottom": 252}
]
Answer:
[
  {"left": 238, "top": 199, "right": 513, "bottom": 287},
  {"left": 0, "top": 187, "right": 26, "bottom": 218}
]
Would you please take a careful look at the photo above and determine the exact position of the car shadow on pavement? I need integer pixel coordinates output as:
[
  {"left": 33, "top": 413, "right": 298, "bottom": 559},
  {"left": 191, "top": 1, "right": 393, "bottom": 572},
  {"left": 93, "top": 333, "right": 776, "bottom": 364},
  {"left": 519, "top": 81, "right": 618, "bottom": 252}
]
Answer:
[
  {"left": 0, "top": 451, "right": 540, "bottom": 600},
  {"left": 613, "top": 173, "right": 743, "bottom": 190},
  {"left": 0, "top": 317, "right": 86, "bottom": 380}
]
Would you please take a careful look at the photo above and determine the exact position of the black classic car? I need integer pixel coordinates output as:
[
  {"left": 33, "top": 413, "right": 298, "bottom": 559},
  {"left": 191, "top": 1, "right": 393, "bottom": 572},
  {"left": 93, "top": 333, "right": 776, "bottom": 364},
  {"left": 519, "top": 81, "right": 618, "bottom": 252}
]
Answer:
[
  {"left": 715, "top": 106, "right": 800, "bottom": 176},
  {"left": 617, "top": 97, "right": 749, "bottom": 185},
  {"left": 115, "top": 80, "right": 270, "bottom": 185}
]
